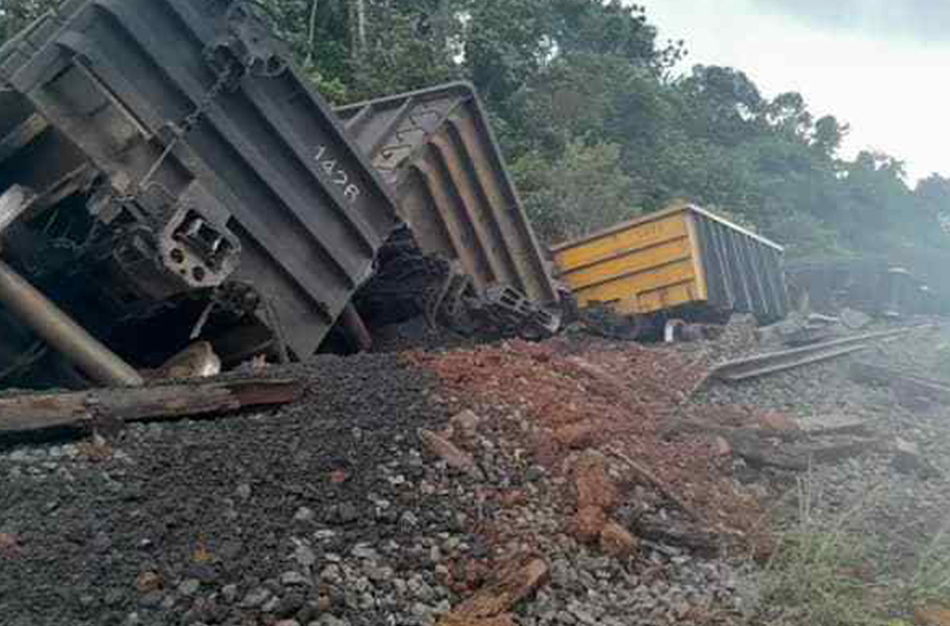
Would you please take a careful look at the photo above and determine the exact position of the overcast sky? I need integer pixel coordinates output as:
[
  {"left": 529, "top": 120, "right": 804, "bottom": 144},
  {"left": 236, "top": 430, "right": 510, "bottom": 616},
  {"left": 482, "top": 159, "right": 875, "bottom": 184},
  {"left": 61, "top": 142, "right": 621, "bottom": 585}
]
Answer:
[{"left": 639, "top": 0, "right": 948, "bottom": 184}]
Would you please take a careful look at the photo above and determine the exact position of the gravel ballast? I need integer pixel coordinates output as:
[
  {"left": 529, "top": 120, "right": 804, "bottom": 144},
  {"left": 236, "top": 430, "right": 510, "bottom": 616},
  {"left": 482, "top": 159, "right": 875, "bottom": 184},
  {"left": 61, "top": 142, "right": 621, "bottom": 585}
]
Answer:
[{"left": 3, "top": 319, "right": 949, "bottom": 626}]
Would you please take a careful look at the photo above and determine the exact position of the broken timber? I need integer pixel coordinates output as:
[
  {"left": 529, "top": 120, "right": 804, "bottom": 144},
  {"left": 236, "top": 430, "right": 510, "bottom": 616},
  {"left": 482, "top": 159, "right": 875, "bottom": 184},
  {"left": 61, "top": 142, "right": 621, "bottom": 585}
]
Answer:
[
  {"left": 662, "top": 417, "right": 881, "bottom": 470},
  {"left": 438, "top": 554, "right": 549, "bottom": 626},
  {"left": 606, "top": 445, "right": 701, "bottom": 522},
  {"left": 0, "top": 379, "right": 302, "bottom": 434}
]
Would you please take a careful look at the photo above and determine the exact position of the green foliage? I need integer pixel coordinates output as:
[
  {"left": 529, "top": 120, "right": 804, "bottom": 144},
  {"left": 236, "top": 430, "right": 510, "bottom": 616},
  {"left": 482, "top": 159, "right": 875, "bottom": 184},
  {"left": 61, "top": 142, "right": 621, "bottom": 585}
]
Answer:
[
  {"left": 511, "top": 139, "right": 639, "bottom": 243},
  {"left": 899, "top": 519, "right": 950, "bottom": 608},
  {"left": 342, "top": 4, "right": 465, "bottom": 103},
  {"left": 759, "top": 478, "right": 950, "bottom": 625},
  {"left": 758, "top": 479, "right": 883, "bottom": 626},
  {"left": 0, "top": 0, "right": 61, "bottom": 43}
]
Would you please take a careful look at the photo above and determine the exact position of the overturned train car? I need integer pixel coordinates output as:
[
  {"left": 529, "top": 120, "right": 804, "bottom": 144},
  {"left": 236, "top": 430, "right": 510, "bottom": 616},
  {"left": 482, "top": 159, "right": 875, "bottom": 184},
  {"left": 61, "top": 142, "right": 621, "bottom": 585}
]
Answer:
[
  {"left": 552, "top": 202, "right": 790, "bottom": 333},
  {"left": 337, "top": 83, "right": 561, "bottom": 338},
  {"left": 0, "top": 0, "right": 400, "bottom": 386},
  {"left": 786, "top": 257, "right": 938, "bottom": 318}
]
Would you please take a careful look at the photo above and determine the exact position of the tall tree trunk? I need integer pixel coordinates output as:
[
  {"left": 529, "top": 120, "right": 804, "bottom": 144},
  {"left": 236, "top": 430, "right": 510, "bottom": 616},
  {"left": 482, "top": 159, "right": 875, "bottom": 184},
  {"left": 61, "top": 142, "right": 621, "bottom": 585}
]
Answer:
[
  {"left": 306, "top": 0, "right": 319, "bottom": 67},
  {"left": 353, "top": 0, "right": 367, "bottom": 58}
]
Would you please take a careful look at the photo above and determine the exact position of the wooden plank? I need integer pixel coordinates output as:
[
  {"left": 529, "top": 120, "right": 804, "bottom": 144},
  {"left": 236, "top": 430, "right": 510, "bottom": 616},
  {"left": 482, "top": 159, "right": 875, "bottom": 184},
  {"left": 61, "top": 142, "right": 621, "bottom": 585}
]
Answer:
[
  {"left": 662, "top": 416, "right": 880, "bottom": 470},
  {"left": 0, "top": 379, "right": 301, "bottom": 433},
  {"left": 634, "top": 517, "right": 724, "bottom": 556},
  {"left": 663, "top": 416, "right": 873, "bottom": 441},
  {"left": 606, "top": 445, "right": 701, "bottom": 522},
  {"left": 440, "top": 554, "right": 549, "bottom": 624}
]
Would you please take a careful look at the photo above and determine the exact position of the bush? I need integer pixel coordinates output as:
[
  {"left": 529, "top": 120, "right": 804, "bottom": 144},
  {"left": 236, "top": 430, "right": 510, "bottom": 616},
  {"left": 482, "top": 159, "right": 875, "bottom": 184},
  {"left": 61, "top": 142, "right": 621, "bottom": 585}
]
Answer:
[{"left": 511, "top": 138, "right": 641, "bottom": 244}]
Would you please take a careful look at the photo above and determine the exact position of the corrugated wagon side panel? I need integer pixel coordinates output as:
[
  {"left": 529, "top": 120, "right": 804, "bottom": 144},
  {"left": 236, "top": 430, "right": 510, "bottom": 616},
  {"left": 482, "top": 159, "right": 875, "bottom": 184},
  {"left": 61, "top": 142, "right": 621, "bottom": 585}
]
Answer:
[
  {"left": 691, "top": 210, "right": 789, "bottom": 321},
  {"left": 445, "top": 110, "right": 553, "bottom": 304},
  {"left": 337, "top": 83, "right": 558, "bottom": 308}
]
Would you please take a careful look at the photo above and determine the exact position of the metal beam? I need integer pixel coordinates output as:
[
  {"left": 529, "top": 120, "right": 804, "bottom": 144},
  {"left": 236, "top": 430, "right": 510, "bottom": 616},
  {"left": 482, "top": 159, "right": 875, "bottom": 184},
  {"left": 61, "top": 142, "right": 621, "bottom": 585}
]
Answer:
[
  {"left": 0, "top": 187, "right": 143, "bottom": 387},
  {"left": 0, "top": 259, "right": 144, "bottom": 387}
]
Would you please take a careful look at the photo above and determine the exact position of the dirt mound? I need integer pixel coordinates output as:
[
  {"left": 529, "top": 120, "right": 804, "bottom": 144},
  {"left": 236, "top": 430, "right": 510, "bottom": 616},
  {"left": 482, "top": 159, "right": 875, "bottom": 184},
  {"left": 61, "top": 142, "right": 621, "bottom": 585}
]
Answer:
[{"left": 413, "top": 338, "right": 768, "bottom": 554}]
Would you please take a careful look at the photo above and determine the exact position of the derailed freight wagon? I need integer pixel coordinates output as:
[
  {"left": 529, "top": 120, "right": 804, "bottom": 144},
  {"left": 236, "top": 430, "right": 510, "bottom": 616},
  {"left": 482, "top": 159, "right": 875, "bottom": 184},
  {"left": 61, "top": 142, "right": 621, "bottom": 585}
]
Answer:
[
  {"left": 0, "top": 0, "right": 400, "bottom": 387},
  {"left": 336, "top": 83, "right": 561, "bottom": 338},
  {"left": 552, "top": 202, "right": 789, "bottom": 335},
  {"left": 786, "top": 257, "right": 935, "bottom": 318}
]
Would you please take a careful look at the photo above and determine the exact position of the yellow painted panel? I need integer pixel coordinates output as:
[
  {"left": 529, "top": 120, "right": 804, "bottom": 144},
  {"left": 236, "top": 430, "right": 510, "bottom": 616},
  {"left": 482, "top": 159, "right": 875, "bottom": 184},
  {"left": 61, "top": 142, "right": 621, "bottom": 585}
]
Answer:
[
  {"left": 554, "top": 212, "right": 689, "bottom": 271},
  {"left": 636, "top": 282, "right": 701, "bottom": 314},
  {"left": 608, "top": 283, "right": 698, "bottom": 315},
  {"left": 683, "top": 213, "right": 709, "bottom": 301},
  {"left": 574, "top": 259, "right": 696, "bottom": 307},
  {"left": 559, "top": 237, "right": 692, "bottom": 291}
]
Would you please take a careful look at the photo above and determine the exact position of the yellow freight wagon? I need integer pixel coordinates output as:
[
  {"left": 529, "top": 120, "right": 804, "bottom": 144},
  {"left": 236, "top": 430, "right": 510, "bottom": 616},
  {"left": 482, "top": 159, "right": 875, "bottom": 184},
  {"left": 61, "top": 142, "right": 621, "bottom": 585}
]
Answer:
[{"left": 551, "top": 202, "right": 789, "bottom": 323}]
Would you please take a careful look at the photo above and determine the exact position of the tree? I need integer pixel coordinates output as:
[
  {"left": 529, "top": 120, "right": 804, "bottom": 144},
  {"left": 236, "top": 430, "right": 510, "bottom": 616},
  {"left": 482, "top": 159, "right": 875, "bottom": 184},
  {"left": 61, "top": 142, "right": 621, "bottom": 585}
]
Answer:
[
  {"left": 0, "top": 0, "right": 61, "bottom": 43},
  {"left": 678, "top": 65, "right": 766, "bottom": 148},
  {"left": 812, "top": 115, "right": 848, "bottom": 156},
  {"left": 510, "top": 139, "right": 639, "bottom": 243},
  {"left": 914, "top": 174, "right": 950, "bottom": 241}
]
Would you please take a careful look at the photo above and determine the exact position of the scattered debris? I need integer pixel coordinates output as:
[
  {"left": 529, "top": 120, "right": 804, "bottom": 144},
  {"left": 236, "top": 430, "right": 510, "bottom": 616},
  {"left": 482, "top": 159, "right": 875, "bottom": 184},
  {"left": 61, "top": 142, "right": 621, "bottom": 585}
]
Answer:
[
  {"left": 572, "top": 506, "right": 609, "bottom": 544},
  {"left": 417, "top": 338, "right": 768, "bottom": 560},
  {"left": 134, "top": 571, "right": 163, "bottom": 593},
  {"left": 599, "top": 521, "right": 640, "bottom": 558},
  {"left": 573, "top": 451, "right": 619, "bottom": 512},
  {"left": 418, "top": 428, "right": 486, "bottom": 481},
  {"left": 0, "top": 532, "right": 19, "bottom": 558},
  {"left": 915, "top": 605, "right": 950, "bottom": 626},
  {"left": 143, "top": 341, "right": 222, "bottom": 380},
  {"left": 662, "top": 414, "right": 881, "bottom": 471},
  {"left": 841, "top": 308, "right": 873, "bottom": 330},
  {"left": 606, "top": 445, "right": 701, "bottom": 522},
  {"left": 439, "top": 554, "right": 549, "bottom": 625},
  {"left": 756, "top": 411, "right": 802, "bottom": 433},
  {"left": 892, "top": 437, "right": 942, "bottom": 479}
]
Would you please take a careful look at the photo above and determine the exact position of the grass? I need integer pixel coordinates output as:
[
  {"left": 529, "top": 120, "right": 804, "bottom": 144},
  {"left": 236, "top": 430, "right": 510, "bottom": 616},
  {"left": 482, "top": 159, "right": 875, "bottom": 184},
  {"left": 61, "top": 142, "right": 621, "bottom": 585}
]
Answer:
[
  {"left": 754, "top": 474, "right": 950, "bottom": 625},
  {"left": 895, "top": 519, "right": 950, "bottom": 609},
  {"left": 756, "top": 475, "right": 884, "bottom": 626}
]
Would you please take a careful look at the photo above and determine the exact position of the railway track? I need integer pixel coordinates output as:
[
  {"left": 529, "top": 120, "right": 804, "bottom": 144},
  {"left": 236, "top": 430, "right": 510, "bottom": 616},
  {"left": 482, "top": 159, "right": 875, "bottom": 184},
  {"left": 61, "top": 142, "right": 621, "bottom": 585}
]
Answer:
[{"left": 709, "top": 324, "right": 937, "bottom": 382}]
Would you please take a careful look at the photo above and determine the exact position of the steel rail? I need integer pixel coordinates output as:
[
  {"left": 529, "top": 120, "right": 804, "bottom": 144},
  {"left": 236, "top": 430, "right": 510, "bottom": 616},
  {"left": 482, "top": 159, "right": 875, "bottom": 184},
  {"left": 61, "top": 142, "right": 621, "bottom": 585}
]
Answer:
[{"left": 710, "top": 325, "right": 931, "bottom": 382}]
